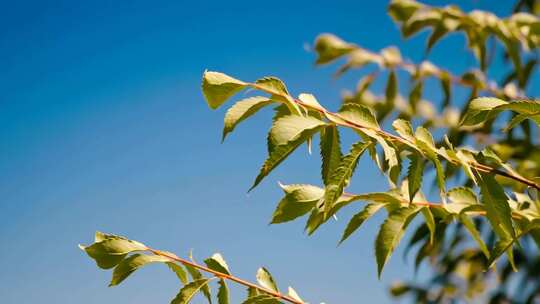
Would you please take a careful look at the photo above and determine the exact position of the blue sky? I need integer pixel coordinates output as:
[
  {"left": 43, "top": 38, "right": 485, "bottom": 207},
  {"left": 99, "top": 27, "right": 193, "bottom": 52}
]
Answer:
[{"left": 0, "top": 1, "right": 520, "bottom": 303}]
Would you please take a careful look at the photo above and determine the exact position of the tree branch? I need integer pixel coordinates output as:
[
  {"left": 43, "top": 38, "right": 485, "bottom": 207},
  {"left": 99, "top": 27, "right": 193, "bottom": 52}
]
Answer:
[{"left": 147, "top": 248, "right": 304, "bottom": 304}]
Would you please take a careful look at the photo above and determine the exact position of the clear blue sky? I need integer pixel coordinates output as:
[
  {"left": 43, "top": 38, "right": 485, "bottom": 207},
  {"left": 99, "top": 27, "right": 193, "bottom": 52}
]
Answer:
[{"left": 0, "top": 1, "right": 519, "bottom": 303}]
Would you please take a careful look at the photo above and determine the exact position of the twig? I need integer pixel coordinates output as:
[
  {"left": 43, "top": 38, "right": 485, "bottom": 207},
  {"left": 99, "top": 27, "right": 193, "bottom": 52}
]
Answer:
[{"left": 146, "top": 248, "right": 303, "bottom": 304}]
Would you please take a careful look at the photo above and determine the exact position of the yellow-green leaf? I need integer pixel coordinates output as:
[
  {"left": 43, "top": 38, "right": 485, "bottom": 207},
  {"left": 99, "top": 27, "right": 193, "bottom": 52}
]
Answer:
[
  {"left": 223, "top": 97, "right": 275, "bottom": 141},
  {"left": 202, "top": 71, "right": 247, "bottom": 109},
  {"left": 256, "top": 267, "right": 279, "bottom": 292},
  {"left": 171, "top": 278, "right": 214, "bottom": 304},
  {"left": 110, "top": 254, "right": 170, "bottom": 286}
]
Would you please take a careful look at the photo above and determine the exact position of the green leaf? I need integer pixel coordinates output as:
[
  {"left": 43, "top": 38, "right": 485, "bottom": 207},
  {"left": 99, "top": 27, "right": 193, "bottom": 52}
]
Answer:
[
  {"left": 381, "top": 47, "right": 402, "bottom": 67},
  {"left": 314, "top": 33, "right": 356, "bottom": 64},
  {"left": 271, "top": 184, "right": 323, "bottom": 224},
  {"left": 305, "top": 208, "right": 325, "bottom": 235},
  {"left": 407, "top": 153, "right": 425, "bottom": 203},
  {"left": 204, "top": 253, "right": 230, "bottom": 275},
  {"left": 109, "top": 254, "right": 170, "bottom": 286},
  {"left": 217, "top": 279, "right": 229, "bottom": 304},
  {"left": 487, "top": 220, "right": 540, "bottom": 267},
  {"left": 414, "top": 127, "right": 445, "bottom": 195},
  {"left": 270, "top": 115, "right": 326, "bottom": 147},
  {"left": 298, "top": 93, "right": 323, "bottom": 109},
  {"left": 287, "top": 287, "right": 304, "bottom": 303},
  {"left": 444, "top": 187, "right": 479, "bottom": 214},
  {"left": 385, "top": 70, "right": 398, "bottom": 105},
  {"left": 392, "top": 119, "right": 415, "bottom": 142},
  {"left": 80, "top": 235, "right": 147, "bottom": 269},
  {"left": 448, "top": 187, "right": 479, "bottom": 205},
  {"left": 408, "top": 80, "right": 422, "bottom": 110},
  {"left": 267, "top": 105, "right": 291, "bottom": 154},
  {"left": 171, "top": 278, "right": 214, "bottom": 304},
  {"left": 185, "top": 263, "right": 212, "bottom": 303},
  {"left": 167, "top": 262, "right": 189, "bottom": 284},
  {"left": 255, "top": 77, "right": 290, "bottom": 97},
  {"left": 420, "top": 207, "right": 435, "bottom": 245},
  {"left": 504, "top": 113, "right": 533, "bottom": 132},
  {"left": 458, "top": 214, "right": 490, "bottom": 258},
  {"left": 478, "top": 173, "right": 515, "bottom": 240},
  {"left": 402, "top": 8, "right": 441, "bottom": 37},
  {"left": 202, "top": 71, "right": 247, "bottom": 110},
  {"left": 256, "top": 267, "right": 279, "bottom": 292},
  {"left": 427, "top": 24, "right": 450, "bottom": 53},
  {"left": 460, "top": 97, "right": 508, "bottom": 126},
  {"left": 242, "top": 295, "right": 280, "bottom": 304},
  {"left": 439, "top": 72, "right": 452, "bottom": 107},
  {"left": 223, "top": 97, "right": 275, "bottom": 141},
  {"left": 340, "top": 203, "right": 385, "bottom": 244},
  {"left": 388, "top": 0, "right": 423, "bottom": 23},
  {"left": 320, "top": 125, "right": 342, "bottom": 185},
  {"left": 375, "top": 206, "right": 421, "bottom": 277},
  {"left": 323, "top": 141, "right": 371, "bottom": 213},
  {"left": 247, "top": 286, "right": 260, "bottom": 298},
  {"left": 338, "top": 103, "right": 380, "bottom": 130},
  {"left": 251, "top": 119, "right": 326, "bottom": 191}
]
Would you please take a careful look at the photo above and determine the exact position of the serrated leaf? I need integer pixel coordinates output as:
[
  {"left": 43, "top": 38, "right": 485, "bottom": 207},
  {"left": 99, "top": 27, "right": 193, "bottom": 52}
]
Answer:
[
  {"left": 298, "top": 93, "right": 323, "bottom": 109},
  {"left": 256, "top": 267, "right": 279, "bottom": 293},
  {"left": 80, "top": 236, "right": 147, "bottom": 269},
  {"left": 185, "top": 264, "right": 212, "bottom": 303},
  {"left": 217, "top": 279, "right": 229, "bottom": 304},
  {"left": 458, "top": 214, "right": 490, "bottom": 258},
  {"left": 414, "top": 127, "right": 445, "bottom": 195},
  {"left": 255, "top": 77, "right": 290, "bottom": 97},
  {"left": 271, "top": 185, "right": 323, "bottom": 224},
  {"left": 270, "top": 115, "right": 326, "bottom": 146},
  {"left": 171, "top": 278, "right": 214, "bottom": 304},
  {"left": 375, "top": 206, "right": 421, "bottom": 277},
  {"left": 460, "top": 97, "right": 508, "bottom": 126},
  {"left": 267, "top": 105, "right": 291, "bottom": 154},
  {"left": 340, "top": 203, "right": 385, "bottom": 244},
  {"left": 109, "top": 254, "right": 170, "bottom": 286},
  {"left": 242, "top": 295, "right": 280, "bottom": 304},
  {"left": 478, "top": 173, "right": 515, "bottom": 240},
  {"left": 204, "top": 253, "right": 230, "bottom": 275},
  {"left": 420, "top": 207, "right": 435, "bottom": 245},
  {"left": 251, "top": 120, "right": 325, "bottom": 191},
  {"left": 445, "top": 187, "right": 479, "bottom": 214},
  {"left": 448, "top": 187, "right": 479, "bottom": 205},
  {"left": 202, "top": 71, "right": 247, "bottom": 110},
  {"left": 487, "top": 220, "right": 540, "bottom": 267},
  {"left": 320, "top": 125, "right": 342, "bottom": 185},
  {"left": 392, "top": 119, "right": 415, "bottom": 142},
  {"left": 323, "top": 141, "right": 371, "bottom": 213},
  {"left": 338, "top": 103, "right": 380, "bottom": 130},
  {"left": 305, "top": 208, "right": 324, "bottom": 235},
  {"left": 407, "top": 153, "right": 425, "bottom": 202},
  {"left": 167, "top": 262, "right": 189, "bottom": 284},
  {"left": 223, "top": 97, "right": 275, "bottom": 141}
]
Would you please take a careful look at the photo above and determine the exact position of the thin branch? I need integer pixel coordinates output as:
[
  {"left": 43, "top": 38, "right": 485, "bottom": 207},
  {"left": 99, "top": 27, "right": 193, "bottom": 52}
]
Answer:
[
  {"left": 297, "top": 98, "right": 539, "bottom": 191},
  {"left": 250, "top": 82, "right": 540, "bottom": 191},
  {"left": 146, "top": 248, "right": 303, "bottom": 304},
  {"left": 342, "top": 45, "right": 524, "bottom": 98},
  {"left": 342, "top": 192, "right": 524, "bottom": 219}
]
